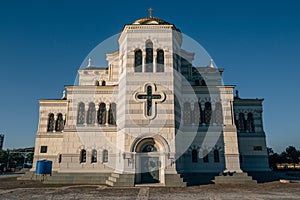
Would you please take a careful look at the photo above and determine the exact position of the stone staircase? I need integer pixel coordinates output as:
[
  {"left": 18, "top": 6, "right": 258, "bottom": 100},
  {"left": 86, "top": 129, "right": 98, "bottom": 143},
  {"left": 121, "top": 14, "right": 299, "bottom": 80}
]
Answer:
[
  {"left": 18, "top": 171, "right": 111, "bottom": 185},
  {"left": 164, "top": 174, "right": 186, "bottom": 187},
  {"left": 44, "top": 172, "right": 111, "bottom": 184},
  {"left": 105, "top": 173, "right": 135, "bottom": 187},
  {"left": 213, "top": 172, "right": 257, "bottom": 184}
]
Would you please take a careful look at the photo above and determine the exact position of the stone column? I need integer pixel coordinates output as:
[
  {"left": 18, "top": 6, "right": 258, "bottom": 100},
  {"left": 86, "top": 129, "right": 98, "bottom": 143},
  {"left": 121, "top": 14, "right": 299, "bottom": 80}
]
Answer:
[
  {"left": 53, "top": 114, "right": 57, "bottom": 133},
  {"left": 201, "top": 102, "right": 205, "bottom": 126},
  {"left": 244, "top": 113, "right": 248, "bottom": 132},
  {"left": 84, "top": 104, "right": 88, "bottom": 126},
  {"left": 211, "top": 102, "right": 216, "bottom": 125},
  {"left": 94, "top": 104, "right": 99, "bottom": 126},
  {"left": 190, "top": 102, "right": 194, "bottom": 125},
  {"left": 142, "top": 51, "right": 146, "bottom": 72},
  {"left": 153, "top": 51, "right": 157, "bottom": 72},
  {"left": 105, "top": 104, "right": 110, "bottom": 126}
]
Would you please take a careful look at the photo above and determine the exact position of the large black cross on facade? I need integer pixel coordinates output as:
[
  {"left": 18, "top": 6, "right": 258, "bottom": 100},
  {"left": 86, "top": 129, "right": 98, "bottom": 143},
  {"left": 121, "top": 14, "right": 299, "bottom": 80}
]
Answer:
[{"left": 135, "top": 84, "right": 165, "bottom": 119}]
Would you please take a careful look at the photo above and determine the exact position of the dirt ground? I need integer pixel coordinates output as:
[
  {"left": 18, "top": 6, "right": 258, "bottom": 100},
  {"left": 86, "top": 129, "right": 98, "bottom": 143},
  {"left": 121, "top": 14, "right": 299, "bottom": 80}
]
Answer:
[{"left": 0, "top": 177, "right": 299, "bottom": 200}]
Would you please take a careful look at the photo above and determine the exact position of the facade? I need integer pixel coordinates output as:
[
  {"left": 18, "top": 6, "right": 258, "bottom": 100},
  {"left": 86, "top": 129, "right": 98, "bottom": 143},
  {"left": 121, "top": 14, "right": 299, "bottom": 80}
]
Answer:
[{"left": 31, "top": 14, "right": 269, "bottom": 186}]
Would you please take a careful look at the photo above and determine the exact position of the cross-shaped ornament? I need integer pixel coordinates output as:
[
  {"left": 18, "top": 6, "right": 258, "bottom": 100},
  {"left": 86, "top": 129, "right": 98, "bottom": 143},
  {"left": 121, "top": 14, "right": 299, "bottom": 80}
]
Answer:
[
  {"left": 148, "top": 8, "right": 153, "bottom": 18},
  {"left": 134, "top": 83, "right": 165, "bottom": 119}
]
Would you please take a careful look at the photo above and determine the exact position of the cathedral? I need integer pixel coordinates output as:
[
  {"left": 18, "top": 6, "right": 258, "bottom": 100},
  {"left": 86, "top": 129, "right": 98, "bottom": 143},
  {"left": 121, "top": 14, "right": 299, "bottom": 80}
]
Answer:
[{"left": 30, "top": 12, "right": 270, "bottom": 186}]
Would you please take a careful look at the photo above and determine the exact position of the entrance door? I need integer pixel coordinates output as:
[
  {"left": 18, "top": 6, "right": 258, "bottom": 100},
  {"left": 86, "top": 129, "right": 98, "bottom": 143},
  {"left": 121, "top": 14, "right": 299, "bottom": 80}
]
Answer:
[{"left": 141, "top": 156, "right": 159, "bottom": 183}]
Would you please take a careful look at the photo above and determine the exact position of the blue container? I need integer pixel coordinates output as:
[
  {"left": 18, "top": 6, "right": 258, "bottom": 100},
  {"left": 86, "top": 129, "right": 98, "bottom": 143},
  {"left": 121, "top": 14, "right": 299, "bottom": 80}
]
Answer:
[
  {"left": 35, "top": 160, "right": 45, "bottom": 175},
  {"left": 44, "top": 160, "right": 52, "bottom": 175},
  {"left": 35, "top": 160, "right": 52, "bottom": 175}
]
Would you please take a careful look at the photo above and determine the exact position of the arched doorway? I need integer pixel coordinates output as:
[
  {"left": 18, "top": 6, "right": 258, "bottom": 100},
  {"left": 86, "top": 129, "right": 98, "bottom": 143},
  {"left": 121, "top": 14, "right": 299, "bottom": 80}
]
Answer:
[{"left": 135, "top": 138, "right": 161, "bottom": 184}]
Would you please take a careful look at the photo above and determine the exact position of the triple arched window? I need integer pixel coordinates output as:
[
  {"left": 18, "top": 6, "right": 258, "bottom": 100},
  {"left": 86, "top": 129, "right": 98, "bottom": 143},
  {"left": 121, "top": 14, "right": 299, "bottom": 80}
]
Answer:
[{"left": 134, "top": 40, "right": 165, "bottom": 73}]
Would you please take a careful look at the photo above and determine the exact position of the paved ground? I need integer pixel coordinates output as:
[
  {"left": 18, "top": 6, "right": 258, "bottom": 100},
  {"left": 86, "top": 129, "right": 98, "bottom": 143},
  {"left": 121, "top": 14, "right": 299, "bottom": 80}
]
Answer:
[{"left": 0, "top": 177, "right": 299, "bottom": 200}]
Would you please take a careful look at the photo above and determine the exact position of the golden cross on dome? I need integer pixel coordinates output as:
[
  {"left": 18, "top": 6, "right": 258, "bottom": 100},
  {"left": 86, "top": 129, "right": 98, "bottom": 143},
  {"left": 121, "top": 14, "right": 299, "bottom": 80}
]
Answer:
[{"left": 148, "top": 7, "right": 153, "bottom": 18}]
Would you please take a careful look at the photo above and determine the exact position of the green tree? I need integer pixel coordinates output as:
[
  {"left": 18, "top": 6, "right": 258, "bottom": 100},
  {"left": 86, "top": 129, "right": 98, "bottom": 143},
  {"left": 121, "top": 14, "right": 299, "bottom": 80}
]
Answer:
[
  {"left": 281, "top": 146, "right": 300, "bottom": 169},
  {"left": 0, "top": 150, "right": 8, "bottom": 165}
]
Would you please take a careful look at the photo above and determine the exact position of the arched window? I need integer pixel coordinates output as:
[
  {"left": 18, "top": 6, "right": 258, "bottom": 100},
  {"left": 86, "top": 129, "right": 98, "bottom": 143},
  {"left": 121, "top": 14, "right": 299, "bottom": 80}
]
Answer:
[
  {"left": 55, "top": 113, "right": 64, "bottom": 132},
  {"left": 183, "top": 102, "right": 192, "bottom": 125},
  {"left": 193, "top": 102, "right": 201, "bottom": 125},
  {"left": 134, "top": 49, "right": 142, "bottom": 72},
  {"left": 204, "top": 102, "right": 212, "bottom": 125},
  {"left": 192, "top": 149, "right": 198, "bottom": 163},
  {"left": 214, "top": 102, "right": 223, "bottom": 124},
  {"left": 95, "top": 80, "right": 99, "bottom": 86},
  {"left": 58, "top": 154, "right": 62, "bottom": 163},
  {"left": 145, "top": 40, "right": 153, "bottom": 72},
  {"left": 201, "top": 80, "right": 207, "bottom": 86},
  {"left": 214, "top": 149, "right": 220, "bottom": 163},
  {"left": 87, "top": 102, "right": 96, "bottom": 124},
  {"left": 97, "top": 103, "right": 106, "bottom": 125},
  {"left": 203, "top": 150, "right": 209, "bottom": 163},
  {"left": 102, "top": 149, "right": 108, "bottom": 163},
  {"left": 80, "top": 149, "right": 86, "bottom": 163},
  {"left": 156, "top": 49, "right": 164, "bottom": 72},
  {"left": 247, "top": 113, "right": 255, "bottom": 133},
  {"left": 47, "top": 113, "right": 55, "bottom": 132},
  {"left": 77, "top": 102, "right": 85, "bottom": 125},
  {"left": 101, "top": 81, "right": 106, "bottom": 86},
  {"left": 237, "top": 113, "right": 246, "bottom": 132},
  {"left": 108, "top": 103, "right": 116, "bottom": 125},
  {"left": 91, "top": 149, "right": 97, "bottom": 163}
]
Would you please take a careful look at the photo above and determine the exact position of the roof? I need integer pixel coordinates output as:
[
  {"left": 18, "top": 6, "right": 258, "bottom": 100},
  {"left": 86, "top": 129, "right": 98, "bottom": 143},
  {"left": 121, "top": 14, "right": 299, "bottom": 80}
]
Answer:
[{"left": 132, "top": 17, "right": 171, "bottom": 25}]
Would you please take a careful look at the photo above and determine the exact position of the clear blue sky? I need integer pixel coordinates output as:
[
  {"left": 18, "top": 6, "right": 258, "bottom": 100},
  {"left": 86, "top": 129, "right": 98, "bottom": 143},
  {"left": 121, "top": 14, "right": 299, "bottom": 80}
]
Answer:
[{"left": 0, "top": 0, "right": 299, "bottom": 153}]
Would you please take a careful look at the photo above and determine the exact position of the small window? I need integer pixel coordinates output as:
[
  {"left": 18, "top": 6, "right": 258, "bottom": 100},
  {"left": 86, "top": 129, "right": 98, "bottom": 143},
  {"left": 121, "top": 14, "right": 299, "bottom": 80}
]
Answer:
[
  {"left": 58, "top": 154, "right": 62, "bottom": 163},
  {"left": 91, "top": 149, "right": 97, "bottom": 163},
  {"left": 102, "top": 149, "right": 108, "bottom": 163},
  {"left": 253, "top": 146, "right": 262, "bottom": 151},
  {"left": 192, "top": 149, "right": 198, "bottom": 163},
  {"left": 101, "top": 81, "right": 106, "bottom": 86},
  {"left": 203, "top": 150, "right": 209, "bottom": 163},
  {"left": 213, "top": 149, "right": 220, "bottom": 163},
  {"left": 40, "top": 146, "right": 48, "bottom": 153},
  {"left": 80, "top": 149, "right": 86, "bottom": 163}
]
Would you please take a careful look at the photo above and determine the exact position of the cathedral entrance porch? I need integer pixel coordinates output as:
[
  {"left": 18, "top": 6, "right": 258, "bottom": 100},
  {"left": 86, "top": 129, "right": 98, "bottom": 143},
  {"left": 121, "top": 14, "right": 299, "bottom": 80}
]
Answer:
[{"left": 134, "top": 138, "right": 163, "bottom": 184}]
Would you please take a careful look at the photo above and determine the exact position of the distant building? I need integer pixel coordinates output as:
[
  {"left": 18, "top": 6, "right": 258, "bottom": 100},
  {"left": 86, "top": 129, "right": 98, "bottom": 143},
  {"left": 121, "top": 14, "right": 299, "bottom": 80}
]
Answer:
[{"left": 0, "top": 134, "right": 4, "bottom": 150}]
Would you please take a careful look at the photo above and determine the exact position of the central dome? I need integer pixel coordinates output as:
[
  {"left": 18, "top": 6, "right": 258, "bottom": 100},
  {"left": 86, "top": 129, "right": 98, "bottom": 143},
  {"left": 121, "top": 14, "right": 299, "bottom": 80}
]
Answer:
[{"left": 132, "top": 17, "right": 171, "bottom": 25}]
